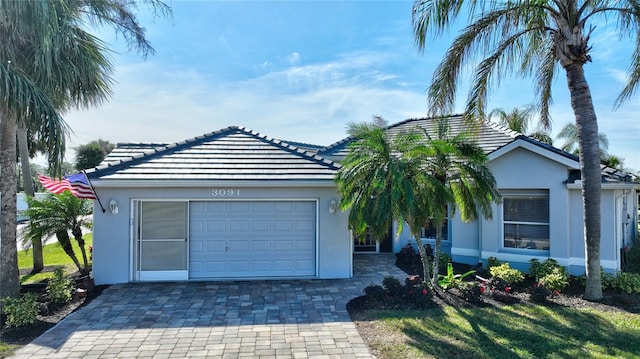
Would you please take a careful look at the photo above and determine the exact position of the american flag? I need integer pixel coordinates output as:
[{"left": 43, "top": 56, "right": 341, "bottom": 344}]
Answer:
[{"left": 37, "top": 173, "right": 97, "bottom": 200}]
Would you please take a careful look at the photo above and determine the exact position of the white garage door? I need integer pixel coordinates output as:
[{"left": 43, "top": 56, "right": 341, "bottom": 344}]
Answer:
[{"left": 189, "top": 201, "right": 316, "bottom": 279}]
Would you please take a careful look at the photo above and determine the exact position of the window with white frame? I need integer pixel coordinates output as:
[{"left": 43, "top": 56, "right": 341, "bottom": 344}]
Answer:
[{"left": 502, "top": 190, "right": 549, "bottom": 250}]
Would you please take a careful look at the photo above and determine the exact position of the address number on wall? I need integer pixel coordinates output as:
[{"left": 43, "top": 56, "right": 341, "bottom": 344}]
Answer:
[{"left": 211, "top": 189, "right": 240, "bottom": 197}]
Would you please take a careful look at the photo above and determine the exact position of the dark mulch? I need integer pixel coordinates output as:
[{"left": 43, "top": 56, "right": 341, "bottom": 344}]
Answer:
[{"left": 1, "top": 276, "right": 108, "bottom": 348}]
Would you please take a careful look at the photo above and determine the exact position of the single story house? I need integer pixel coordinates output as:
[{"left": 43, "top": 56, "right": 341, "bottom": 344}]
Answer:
[{"left": 88, "top": 116, "right": 639, "bottom": 284}]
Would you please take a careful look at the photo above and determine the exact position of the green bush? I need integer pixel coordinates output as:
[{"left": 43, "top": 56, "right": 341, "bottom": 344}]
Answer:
[
  {"left": 46, "top": 267, "right": 73, "bottom": 305},
  {"left": 1, "top": 293, "right": 39, "bottom": 328},
  {"left": 529, "top": 283, "right": 550, "bottom": 303},
  {"left": 529, "top": 258, "right": 565, "bottom": 281},
  {"left": 486, "top": 256, "right": 500, "bottom": 270},
  {"left": 539, "top": 267, "right": 569, "bottom": 294},
  {"left": 612, "top": 272, "right": 640, "bottom": 294},
  {"left": 489, "top": 263, "right": 524, "bottom": 285},
  {"left": 382, "top": 276, "right": 403, "bottom": 294},
  {"left": 363, "top": 285, "right": 386, "bottom": 302},
  {"left": 625, "top": 244, "right": 640, "bottom": 274}
]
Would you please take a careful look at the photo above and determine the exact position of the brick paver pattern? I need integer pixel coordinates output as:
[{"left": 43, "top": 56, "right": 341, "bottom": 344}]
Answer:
[{"left": 12, "top": 254, "right": 406, "bottom": 358}]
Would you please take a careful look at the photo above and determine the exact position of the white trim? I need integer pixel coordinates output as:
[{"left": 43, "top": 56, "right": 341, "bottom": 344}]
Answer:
[
  {"left": 451, "top": 247, "right": 480, "bottom": 257},
  {"left": 139, "top": 270, "right": 188, "bottom": 281},
  {"left": 566, "top": 181, "right": 637, "bottom": 190},
  {"left": 488, "top": 138, "right": 579, "bottom": 168},
  {"left": 482, "top": 251, "right": 555, "bottom": 264},
  {"left": 91, "top": 180, "right": 336, "bottom": 188},
  {"left": 567, "top": 257, "right": 618, "bottom": 270},
  {"left": 481, "top": 252, "right": 619, "bottom": 271}
]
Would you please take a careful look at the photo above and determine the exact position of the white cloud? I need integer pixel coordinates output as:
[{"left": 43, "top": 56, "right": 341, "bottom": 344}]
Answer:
[{"left": 287, "top": 52, "right": 301, "bottom": 66}]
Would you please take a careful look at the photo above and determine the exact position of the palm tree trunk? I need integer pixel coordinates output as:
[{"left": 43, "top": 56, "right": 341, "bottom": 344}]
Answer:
[
  {"left": 72, "top": 226, "right": 90, "bottom": 274},
  {"left": 0, "top": 113, "right": 21, "bottom": 299},
  {"left": 414, "top": 234, "right": 432, "bottom": 283},
  {"left": 17, "top": 126, "right": 44, "bottom": 273},
  {"left": 56, "top": 230, "right": 83, "bottom": 273},
  {"left": 431, "top": 222, "right": 444, "bottom": 285},
  {"left": 565, "top": 63, "right": 602, "bottom": 300}
]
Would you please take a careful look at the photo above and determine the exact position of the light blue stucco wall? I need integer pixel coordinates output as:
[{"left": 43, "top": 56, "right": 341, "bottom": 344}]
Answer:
[{"left": 92, "top": 184, "right": 350, "bottom": 285}]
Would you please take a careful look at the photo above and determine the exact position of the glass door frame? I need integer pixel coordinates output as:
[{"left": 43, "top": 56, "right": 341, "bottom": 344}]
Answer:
[{"left": 132, "top": 199, "right": 189, "bottom": 281}]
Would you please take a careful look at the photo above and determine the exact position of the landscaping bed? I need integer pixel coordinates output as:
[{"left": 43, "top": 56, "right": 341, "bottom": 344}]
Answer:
[
  {"left": 0, "top": 271, "right": 107, "bottom": 358},
  {"left": 348, "top": 248, "right": 640, "bottom": 358}
]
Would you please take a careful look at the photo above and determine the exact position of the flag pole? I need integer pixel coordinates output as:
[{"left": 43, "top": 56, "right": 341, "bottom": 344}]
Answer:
[{"left": 82, "top": 170, "right": 106, "bottom": 213}]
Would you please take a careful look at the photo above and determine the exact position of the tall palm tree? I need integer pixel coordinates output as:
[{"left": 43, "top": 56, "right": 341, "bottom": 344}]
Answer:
[
  {"left": 488, "top": 105, "right": 553, "bottom": 144},
  {"left": 413, "top": 0, "right": 640, "bottom": 300},
  {"left": 336, "top": 122, "right": 435, "bottom": 281},
  {"left": 555, "top": 122, "right": 609, "bottom": 155},
  {"left": 21, "top": 192, "right": 93, "bottom": 275},
  {"left": 417, "top": 118, "right": 500, "bottom": 284},
  {"left": 0, "top": 0, "right": 170, "bottom": 300}
]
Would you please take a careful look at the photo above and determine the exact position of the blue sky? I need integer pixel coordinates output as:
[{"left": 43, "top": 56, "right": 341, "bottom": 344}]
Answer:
[{"left": 63, "top": 1, "right": 639, "bottom": 170}]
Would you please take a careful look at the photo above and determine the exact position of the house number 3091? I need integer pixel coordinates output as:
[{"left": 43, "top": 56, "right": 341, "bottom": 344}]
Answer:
[{"left": 211, "top": 189, "right": 240, "bottom": 197}]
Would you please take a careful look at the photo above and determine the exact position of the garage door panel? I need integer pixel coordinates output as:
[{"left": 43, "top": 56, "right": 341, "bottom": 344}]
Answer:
[{"left": 189, "top": 200, "right": 316, "bottom": 279}]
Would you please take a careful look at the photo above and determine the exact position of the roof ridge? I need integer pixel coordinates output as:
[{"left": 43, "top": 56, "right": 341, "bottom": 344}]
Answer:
[
  {"left": 236, "top": 127, "right": 341, "bottom": 170},
  {"left": 483, "top": 120, "right": 522, "bottom": 138}
]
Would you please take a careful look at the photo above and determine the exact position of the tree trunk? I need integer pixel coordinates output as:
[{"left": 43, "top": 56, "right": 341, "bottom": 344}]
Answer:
[
  {"left": 414, "top": 234, "right": 432, "bottom": 283},
  {"left": 56, "top": 230, "right": 83, "bottom": 274},
  {"left": 17, "top": 126, "right": 43, "bottom": 273},
  {"left": 0, "top": 114, "right": 21, "bottom": 300},
  {"left": 565, "top": 63, "right": 602, "bottom": 300},
  {"left": 431, "top": 221, "right": 445, "bottom": 286},
  {"left": 72, "top": 226, "right": 90, "bottom": 274}
]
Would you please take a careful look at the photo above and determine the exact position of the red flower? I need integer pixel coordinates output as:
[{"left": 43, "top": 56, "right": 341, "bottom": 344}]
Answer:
[
  {"left": 480, "top": 286, "right": 485, "bottom": 293},
  {"left": 505, "top": 286, "right": 511, "bottom": 293},
  {"left": 554, "top": 290, "right": 560, "bottom": 296},
  {"left": 422, "top": 289, "right": 429, "bottom": 295}
]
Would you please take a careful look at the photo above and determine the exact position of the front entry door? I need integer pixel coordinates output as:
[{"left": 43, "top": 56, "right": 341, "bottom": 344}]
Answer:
[{"left": 134, "top": 201, "right": 188, "bottom": 281}]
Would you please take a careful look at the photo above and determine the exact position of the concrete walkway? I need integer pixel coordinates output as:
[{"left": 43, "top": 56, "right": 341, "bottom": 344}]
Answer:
[{"left": 12, "top": 254, "right": 407, "bottom": 359}]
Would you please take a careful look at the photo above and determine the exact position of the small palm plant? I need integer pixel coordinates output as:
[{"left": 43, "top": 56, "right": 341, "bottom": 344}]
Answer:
[
  {"left": 21, "top": 192, "right": 93, "bottom": 275},
  {"left": 438, "top": 262, "right": 476, "bottom": 290}
]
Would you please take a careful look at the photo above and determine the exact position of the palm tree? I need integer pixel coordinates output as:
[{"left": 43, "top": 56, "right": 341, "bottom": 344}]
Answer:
[
  {"left": 412, "top": 0, "right": 640, "bottom": 300},
  {"left": 555, "top": 122, "right": 609, "bottom": 155},
  {"left": 336, "top": 122, "right": 435, "bottom": 281},
  {"left": 488, "top": 106, "right": 553, "bottom": 144},
  {"left": 21, "top": 192, "right": 93, "bottom": 275},
  {"left": 0, "top": 0, "right": 170, "bottom": 300},
  {"left": 417, "top": 118, "right": 500, "bottom": 284}
]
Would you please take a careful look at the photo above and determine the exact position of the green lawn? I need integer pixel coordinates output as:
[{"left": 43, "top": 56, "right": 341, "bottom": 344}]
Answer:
[
  {"left": 18, "top": 234, "right": 92, "bottom": 284},
  {"left": 353, "top": 305, "right": 640, "bottom": 359}
]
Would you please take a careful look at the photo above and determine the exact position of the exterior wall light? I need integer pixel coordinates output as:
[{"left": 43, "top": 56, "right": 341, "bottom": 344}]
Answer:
[
  {"left": 329, "top": 199, "right": 337, "bottom": 214},
  {"left": 109, "top": 199, "right": 119, "bottom": 215}
]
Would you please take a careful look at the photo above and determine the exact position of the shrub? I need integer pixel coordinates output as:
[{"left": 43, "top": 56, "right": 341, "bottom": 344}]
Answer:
[
  {"left": 363, "top": 284, "right": 386, "bottom": 303},
  {"left": 625, "top": 244, "right": 640, "bottom": 274},
  {"left": 486, "top": 256, "right": 500, "bottom": 270},
  {"left": 489, "top": 263, "right": 524, "bottom": 285},
  {"left": 1, "top": 293, "right": 39, "bottom": 328},
  {"left": 404, "top": 282, "right": 433, "bottom": 309},
  {"left": 529, "top": 283, "right": 550, "bottom": 303},
  {"left": 46, "top": 267, "right": 74, "bottom": 305},
  {"left": 382, "top": 276, "right": 403, "bottom": 294},
  {"left": 612, "top": 272, "right": 640, "bottom": 294},
  {"left": 459, "top": 281, "right": 482, "bottom": 303},
  {"left": 539, "top": 267, "right": 569, "bottom": 294},
  {"left": 529, "top": 258, "right": 565, "bottom": 281}
]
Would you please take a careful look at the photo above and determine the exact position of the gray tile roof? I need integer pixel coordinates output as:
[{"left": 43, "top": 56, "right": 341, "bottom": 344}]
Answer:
[
  {"left": 88, "top": 126, "right": 340, "bottom": 181},
  {"left": 318, "top": 114, "right": 520, "bottom": 158}
]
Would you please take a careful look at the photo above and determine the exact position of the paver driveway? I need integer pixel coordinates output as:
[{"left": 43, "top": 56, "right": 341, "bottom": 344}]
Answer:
[{"left": 12, "top": 254, "right": 406, "bottom": 358}]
